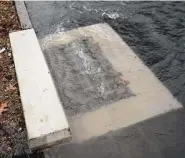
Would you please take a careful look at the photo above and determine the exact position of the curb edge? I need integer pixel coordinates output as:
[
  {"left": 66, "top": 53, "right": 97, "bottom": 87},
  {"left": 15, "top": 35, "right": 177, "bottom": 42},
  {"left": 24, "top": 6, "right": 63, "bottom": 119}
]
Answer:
[{"left": 14, "top": 1, "right": 32, "bottom": 29}]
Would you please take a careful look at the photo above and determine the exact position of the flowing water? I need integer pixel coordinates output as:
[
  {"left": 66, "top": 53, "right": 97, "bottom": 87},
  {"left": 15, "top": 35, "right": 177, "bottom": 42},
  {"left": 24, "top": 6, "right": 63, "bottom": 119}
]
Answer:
[{"left": 26, "top": 1, "right": 185, "bottom": 107}]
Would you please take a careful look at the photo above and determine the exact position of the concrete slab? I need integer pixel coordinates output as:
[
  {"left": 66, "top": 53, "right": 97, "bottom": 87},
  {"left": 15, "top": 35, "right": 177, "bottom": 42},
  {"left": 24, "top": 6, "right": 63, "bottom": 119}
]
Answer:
[
  {"left": 40, "top": 23, "right": 182, "bottom": 142},
  {"left": 9, "top": 29, "right": 71, "bottom": 150}
]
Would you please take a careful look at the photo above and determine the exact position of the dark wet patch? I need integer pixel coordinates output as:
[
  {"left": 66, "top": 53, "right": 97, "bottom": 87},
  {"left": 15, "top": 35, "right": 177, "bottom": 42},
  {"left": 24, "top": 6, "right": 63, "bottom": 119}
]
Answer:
[{"left": 45, "top": 37, "right": 134, "bottom": 117}]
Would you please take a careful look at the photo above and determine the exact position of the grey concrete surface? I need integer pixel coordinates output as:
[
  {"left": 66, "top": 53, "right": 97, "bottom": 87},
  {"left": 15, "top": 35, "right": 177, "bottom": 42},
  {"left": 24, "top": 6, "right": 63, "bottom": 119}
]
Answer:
[
  {"left": 37, "top": 23, "right": 182, "bottom": 148},
  {"left": 24, "top": 1, "right": 185, "bottom": 158}
]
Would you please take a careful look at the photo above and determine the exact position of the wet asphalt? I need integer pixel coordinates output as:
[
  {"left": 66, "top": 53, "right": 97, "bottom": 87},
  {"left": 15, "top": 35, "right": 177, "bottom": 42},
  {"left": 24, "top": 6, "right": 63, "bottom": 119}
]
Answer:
[{"left": 23, "top": 2, "right": 185, "bottom": 158}]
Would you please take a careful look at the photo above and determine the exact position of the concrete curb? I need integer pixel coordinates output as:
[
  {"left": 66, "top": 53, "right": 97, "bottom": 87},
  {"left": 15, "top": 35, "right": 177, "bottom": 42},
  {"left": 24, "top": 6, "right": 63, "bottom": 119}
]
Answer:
[
  {"left": 13, "top": 2, "right": 72, "bottom": 150},
  {"left": 9, "top": 29, "right": 71, "bottom": 150},
  {"left": 14, "top": 1, "right": 32, "bottom": 29}
]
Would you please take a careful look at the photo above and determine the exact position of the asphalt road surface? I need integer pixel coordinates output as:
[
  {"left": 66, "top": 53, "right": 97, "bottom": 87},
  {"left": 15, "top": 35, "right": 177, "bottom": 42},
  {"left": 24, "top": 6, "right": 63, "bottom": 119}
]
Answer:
[{"left": 25, "top": 2, "right": 185, "bottom": 158}]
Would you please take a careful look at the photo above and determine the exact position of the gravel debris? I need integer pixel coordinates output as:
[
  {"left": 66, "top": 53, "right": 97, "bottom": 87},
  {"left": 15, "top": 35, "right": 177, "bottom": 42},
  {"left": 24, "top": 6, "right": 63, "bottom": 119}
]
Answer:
[{"left": 0, "top": 1, "right": 28, "bottom": 157}]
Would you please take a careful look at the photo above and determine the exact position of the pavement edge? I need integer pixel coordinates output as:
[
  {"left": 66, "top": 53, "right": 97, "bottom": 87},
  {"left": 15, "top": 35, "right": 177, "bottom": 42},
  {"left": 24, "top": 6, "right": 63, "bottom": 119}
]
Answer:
[
  {"left": 29, "top": 128, "right": 71, "bottom": 151},
  {"left": 14, "top": 1, "right": 32, "bottom": 29}
]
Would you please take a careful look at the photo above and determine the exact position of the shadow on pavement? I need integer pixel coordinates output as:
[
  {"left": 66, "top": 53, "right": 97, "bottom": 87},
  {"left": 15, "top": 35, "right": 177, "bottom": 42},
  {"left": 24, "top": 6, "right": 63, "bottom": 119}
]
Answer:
[
  {"left": 44, "top": 108, "right": 185, "bottom": 158},
  {"left": 12, "top": 152, "right": 44, "bottom": 158}
]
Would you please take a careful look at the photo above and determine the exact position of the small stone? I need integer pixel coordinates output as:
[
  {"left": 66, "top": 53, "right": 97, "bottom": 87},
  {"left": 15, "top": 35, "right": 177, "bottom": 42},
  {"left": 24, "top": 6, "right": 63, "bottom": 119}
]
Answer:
[
  {"left": 8, "top": 53, "right": 11, "bottom": 57},
  {"left": 0, "top": 47, "right": 6, "bottom": 53},
  {"left": 7, "top": 146, "right": 12, "bottom": 152},
  {"left": 10, "top": 64, "right": 15, "bottom": 69},
  {"left": 7, "top": 141, "right": 11, "bottom": 145}
]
